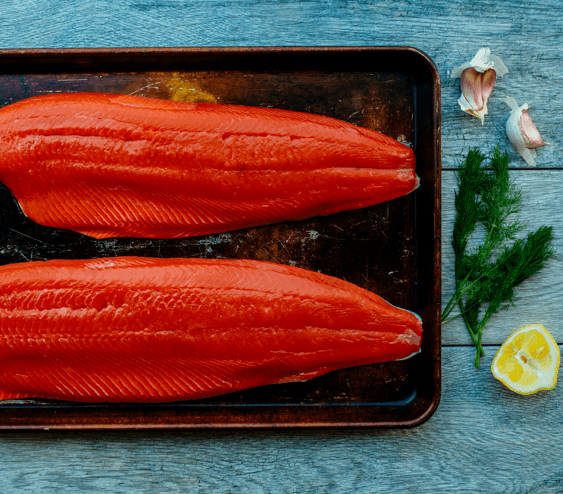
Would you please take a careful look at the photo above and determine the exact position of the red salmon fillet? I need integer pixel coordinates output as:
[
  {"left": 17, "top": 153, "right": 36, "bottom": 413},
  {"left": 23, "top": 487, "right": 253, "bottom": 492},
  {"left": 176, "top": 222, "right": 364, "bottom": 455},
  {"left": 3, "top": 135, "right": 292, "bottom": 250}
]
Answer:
[
  {"left": 0, "top": 257, "right": 422, "bottom": 403},
  {"left": 0, "top": 93, "right": 417, "bottom": 239}
]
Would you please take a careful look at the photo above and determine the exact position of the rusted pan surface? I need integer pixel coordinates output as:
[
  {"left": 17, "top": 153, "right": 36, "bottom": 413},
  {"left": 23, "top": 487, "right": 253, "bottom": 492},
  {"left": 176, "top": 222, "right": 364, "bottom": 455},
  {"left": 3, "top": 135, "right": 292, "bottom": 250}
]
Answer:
[{"left": 0, "top": 46, "right": 440, "bottom": 428}]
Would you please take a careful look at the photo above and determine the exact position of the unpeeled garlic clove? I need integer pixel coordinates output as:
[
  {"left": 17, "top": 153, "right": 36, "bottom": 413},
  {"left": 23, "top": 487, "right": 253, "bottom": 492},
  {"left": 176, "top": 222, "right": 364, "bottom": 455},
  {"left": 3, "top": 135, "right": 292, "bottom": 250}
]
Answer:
[
  {"left": 451, "top": 48, "right": 509, "bottom": 123},
  {"left": 504, "top": 97, "right": 550, "bottom": 167}
]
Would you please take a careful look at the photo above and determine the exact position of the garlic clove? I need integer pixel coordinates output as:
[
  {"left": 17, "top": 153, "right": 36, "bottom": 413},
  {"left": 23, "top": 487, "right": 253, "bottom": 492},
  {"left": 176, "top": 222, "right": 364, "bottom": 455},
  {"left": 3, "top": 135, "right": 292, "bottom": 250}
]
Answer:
[
  {"left": 451, "top": 48, "right": 508, "bottom": 123},
  {"left": 504, "top": 97, "right": 550, "bottom": 167},
  {"left": 458, "top": 68, "right": 497, "bottom": 124},
  {"left": 520, "top": 109, "right": 548, "bottom": 148}
]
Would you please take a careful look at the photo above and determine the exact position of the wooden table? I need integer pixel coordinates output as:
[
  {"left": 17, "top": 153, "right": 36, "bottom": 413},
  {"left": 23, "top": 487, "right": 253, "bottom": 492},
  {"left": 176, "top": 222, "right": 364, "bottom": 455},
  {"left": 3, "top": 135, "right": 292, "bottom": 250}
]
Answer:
[{"left": 0, "top": 1, "right": 561, "bottom": 492}]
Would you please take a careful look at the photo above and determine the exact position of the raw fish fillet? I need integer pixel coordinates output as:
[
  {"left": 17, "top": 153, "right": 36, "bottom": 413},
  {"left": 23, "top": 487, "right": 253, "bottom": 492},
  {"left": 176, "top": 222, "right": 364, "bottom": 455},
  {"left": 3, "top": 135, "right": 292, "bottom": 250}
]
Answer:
[
  {"left": 0, "top": 257, "right": 422, "bottom": 403},
  {"left": 0, "top": 93, "right": 417, "bottom": 239}
]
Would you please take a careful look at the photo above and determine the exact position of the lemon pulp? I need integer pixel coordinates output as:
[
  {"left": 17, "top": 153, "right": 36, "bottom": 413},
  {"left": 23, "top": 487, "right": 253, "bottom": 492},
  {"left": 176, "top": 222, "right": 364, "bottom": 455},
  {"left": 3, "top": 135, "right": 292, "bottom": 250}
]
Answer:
[{"left": 491, "top": 324, "right": 560, "bottom": 395}]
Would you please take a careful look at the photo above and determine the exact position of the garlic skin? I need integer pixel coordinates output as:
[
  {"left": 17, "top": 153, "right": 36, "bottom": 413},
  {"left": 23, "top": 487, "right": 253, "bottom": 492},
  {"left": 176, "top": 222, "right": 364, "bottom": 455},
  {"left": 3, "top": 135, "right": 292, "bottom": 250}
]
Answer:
[
  {"left": 451, "top": 48, "right": 509, "bottom": 123},
  {"left": 451, "top": 48, "right": 509, "bottom": 78},
  {"left": 504, "top": 97, "right": 550, "bottom": 167}
]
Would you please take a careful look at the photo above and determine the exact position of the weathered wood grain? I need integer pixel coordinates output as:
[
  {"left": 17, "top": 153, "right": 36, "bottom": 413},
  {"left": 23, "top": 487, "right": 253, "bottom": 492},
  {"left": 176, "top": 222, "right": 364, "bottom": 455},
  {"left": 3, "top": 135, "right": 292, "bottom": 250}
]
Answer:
[
  {"left": 0, "top": 0, "right": 561, "bottom": 169},
  {"left": 0, "top": 1, "right": 562, "bottom": 492},
  {"left": 0, "top": 347, "right": 560, "bottom": 493},
  {"left": 442, "top": 170, "right": 563, "bottom": 347}
]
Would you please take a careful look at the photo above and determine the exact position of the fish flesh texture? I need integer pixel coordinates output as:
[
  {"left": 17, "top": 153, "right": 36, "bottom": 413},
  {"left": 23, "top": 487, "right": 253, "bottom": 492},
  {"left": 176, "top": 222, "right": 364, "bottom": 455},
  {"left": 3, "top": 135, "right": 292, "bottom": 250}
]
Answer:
[
  {"left": 0, "top": 257, "right": 422, "bottom": 403},
  {"left": 0, "top": 93, "right": 417, "bottom": 239}
]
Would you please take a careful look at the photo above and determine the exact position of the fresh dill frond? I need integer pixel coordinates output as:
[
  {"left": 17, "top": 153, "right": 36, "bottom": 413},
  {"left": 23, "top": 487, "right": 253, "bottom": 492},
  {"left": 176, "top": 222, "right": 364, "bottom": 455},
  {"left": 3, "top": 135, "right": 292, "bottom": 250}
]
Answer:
[{"left": 442, "top": 147, "right": 556, "bottom": 368}]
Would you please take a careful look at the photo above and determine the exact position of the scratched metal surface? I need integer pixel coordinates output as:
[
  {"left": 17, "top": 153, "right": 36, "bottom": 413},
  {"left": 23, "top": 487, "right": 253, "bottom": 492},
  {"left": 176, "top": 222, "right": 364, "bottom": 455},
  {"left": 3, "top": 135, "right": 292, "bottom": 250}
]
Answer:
[{"left": 0, "top": 48, "right": 439, "bottom": 428}]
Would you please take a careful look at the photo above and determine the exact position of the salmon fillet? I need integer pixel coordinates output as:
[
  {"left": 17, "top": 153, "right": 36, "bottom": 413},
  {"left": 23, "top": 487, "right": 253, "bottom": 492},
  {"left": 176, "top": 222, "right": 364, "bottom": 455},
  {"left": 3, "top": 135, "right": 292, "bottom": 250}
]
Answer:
[
  {"left": 0, "top": 93, "right": 417, "bottom": 239},
  {"left": 0, "top": 257, "right": 422, "bottom": 403}
]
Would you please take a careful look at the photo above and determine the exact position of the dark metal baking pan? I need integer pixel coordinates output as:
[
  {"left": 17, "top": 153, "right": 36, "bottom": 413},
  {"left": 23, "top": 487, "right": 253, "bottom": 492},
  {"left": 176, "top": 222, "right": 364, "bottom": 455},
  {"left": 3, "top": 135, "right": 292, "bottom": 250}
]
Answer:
[{"left": 0, "top": 46, "right": 441, "bottom": 429}]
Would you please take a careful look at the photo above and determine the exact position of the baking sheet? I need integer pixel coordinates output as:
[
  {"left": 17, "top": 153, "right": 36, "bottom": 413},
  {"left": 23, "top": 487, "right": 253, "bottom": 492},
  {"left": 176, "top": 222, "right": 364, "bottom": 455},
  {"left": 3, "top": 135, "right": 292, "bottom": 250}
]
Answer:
[{"left": 0, "top": 47, "right": 441, "bottom": 428}]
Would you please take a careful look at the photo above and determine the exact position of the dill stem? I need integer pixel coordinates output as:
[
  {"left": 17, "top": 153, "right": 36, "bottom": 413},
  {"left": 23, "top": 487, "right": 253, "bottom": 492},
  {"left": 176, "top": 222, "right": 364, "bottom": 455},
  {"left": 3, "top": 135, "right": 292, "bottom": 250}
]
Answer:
[
  {"left": 450, "top": 258, "right": 485, "bottom": 358},
  {"left": 474, "top": 330, "right": 484, "bottom": 368},
  {"left": 452, "top": 211, "right": 499, "bottom": 364},
  {"left": 441, "top": 273, "right": 485, "bottom": 322},
  {"left": 457, "top": 297, "right": 485, "bottom": 359},
  {"left": 442, "top": 313, "right": 464, "bottom": 324},
  {"left": 442, "top": 270, "right": 473, "bottom": 322},
  {"left": 474, "top": 314, "right": 493, "bottom": 367}
]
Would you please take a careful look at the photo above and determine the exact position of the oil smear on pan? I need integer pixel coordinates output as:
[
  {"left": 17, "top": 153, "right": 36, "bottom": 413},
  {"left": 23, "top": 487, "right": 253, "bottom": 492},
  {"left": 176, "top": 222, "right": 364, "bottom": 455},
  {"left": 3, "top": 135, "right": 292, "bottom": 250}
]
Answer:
[{"left": 128, "top": 72, "right": 217, "bottom": 104}]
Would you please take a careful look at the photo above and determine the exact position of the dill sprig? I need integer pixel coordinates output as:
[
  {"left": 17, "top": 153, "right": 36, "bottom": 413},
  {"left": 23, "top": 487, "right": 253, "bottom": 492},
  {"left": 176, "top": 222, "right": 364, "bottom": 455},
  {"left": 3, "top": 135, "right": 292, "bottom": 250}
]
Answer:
[{"left": 442, "top": 147, "right": 556, "bottom": 368}]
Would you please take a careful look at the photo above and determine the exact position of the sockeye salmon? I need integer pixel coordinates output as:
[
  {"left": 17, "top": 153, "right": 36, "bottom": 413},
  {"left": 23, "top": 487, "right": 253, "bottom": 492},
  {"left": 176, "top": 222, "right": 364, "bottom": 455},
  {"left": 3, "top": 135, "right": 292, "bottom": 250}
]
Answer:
[
  {"left": 0, "top": 257, "right": 422, "bottom": 403},
  {"left": 0, "top": 93, "right": 417, "bottom": 239}
]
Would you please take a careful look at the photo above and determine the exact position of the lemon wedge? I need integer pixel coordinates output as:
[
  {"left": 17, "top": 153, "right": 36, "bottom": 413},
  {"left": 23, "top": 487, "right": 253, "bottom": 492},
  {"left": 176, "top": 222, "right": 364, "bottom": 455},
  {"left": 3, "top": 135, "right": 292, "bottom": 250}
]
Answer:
[{"left": 491, "top": 324, "right": 560, "bottom": 395}]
